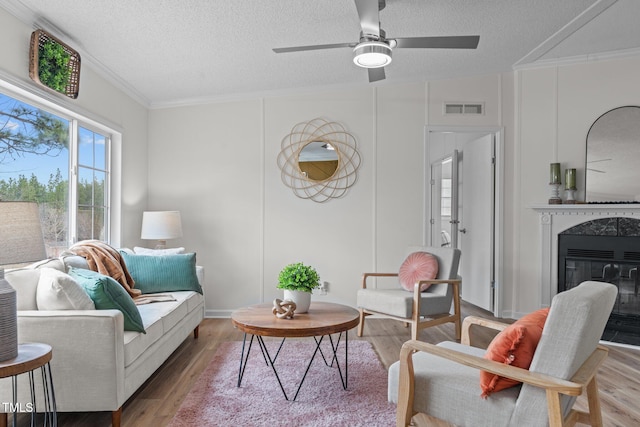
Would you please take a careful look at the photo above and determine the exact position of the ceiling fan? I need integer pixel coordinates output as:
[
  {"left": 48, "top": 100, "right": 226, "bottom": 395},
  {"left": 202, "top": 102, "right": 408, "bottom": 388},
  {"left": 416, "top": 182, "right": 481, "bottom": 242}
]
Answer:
[{"left": 272, "top": 0, "right": 479, "bottom": 83}]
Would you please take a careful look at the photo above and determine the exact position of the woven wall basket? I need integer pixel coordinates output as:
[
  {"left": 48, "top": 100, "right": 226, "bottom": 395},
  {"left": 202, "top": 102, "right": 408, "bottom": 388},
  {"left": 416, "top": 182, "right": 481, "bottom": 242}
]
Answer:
[
  {"left": 29, "top": 29, "right": 81, "bottom": 99},
  {"left": 0, "top": 269, "right": 17, "bottom": 361}
]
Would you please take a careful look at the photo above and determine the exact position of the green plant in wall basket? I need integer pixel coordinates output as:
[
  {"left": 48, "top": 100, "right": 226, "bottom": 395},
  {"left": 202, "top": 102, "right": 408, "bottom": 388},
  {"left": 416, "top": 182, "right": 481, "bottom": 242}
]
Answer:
[
  {"left": 29, "top": 29, "right": 81, "bottom": 99},
  {"left": 277, "top": 262, "right": 320, "bottom": 293},
  {"left": 38, "top": 40, "right": 72, "bottom": 94}
]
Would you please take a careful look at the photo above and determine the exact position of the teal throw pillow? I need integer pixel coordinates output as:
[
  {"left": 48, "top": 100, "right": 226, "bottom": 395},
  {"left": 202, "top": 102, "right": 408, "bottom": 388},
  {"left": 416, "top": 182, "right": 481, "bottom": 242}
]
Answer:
[
  {"left": 120, "top": 252, "right": 202, "bottom": 295},
  {"left": 68, "top": 267, "right": 145, "bottom": 333}
]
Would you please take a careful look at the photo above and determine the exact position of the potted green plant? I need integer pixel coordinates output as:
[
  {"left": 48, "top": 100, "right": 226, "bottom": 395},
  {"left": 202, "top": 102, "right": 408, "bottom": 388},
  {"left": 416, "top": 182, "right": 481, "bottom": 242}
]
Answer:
[{"left": 277, "top": 262, "right": 320, "bottom": 313}]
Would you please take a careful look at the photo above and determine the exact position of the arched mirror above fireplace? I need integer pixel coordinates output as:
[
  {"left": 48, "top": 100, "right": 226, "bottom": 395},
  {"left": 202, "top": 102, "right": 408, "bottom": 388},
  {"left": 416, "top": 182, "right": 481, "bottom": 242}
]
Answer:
[{"left": 585, "top": 106, "right": 640, "bottom": 202}]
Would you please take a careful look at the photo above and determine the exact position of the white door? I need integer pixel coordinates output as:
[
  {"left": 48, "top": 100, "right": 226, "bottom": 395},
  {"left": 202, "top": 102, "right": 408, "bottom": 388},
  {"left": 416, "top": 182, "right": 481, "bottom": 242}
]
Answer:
[{"left": 459, "top": 134, "right": 494, "bottom": 311}]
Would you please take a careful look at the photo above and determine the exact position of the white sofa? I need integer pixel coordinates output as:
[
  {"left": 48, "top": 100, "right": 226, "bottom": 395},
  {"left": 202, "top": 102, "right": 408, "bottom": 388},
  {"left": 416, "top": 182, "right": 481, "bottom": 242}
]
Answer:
[{"left": 0, "top": 252, "right": 205, "bottom": 427}]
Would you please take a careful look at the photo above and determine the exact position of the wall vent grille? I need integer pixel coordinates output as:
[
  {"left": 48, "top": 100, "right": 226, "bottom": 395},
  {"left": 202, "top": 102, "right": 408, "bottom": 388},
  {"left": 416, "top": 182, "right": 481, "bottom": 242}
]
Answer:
[{"left": 443, "top": 102, "right": 484, "bottom": 115}]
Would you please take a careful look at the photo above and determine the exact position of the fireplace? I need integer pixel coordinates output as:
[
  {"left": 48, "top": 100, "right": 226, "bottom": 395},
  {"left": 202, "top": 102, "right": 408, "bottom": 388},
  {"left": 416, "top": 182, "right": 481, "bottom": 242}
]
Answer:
[{"left": 558, "top": 218, "right": 640, "bottom": 345}]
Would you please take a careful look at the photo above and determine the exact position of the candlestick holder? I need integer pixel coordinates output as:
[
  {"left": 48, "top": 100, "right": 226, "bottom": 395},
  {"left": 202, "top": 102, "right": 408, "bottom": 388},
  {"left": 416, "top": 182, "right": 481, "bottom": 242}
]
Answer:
[
  {"left": 564, "top": 188, "right": 576, "bottom": 204},
  {"left": 549, "top": 183, "right": 562, "bottom": 204},
  {"left": 564, "top": 168, "right": 577, "bottom": 204}
]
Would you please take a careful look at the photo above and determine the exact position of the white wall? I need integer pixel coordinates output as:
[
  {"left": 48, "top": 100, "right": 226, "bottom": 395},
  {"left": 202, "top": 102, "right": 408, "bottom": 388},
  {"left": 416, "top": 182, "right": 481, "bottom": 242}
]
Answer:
[
  {"left": 148, "top": 78, "right": 512, "bottom": 316},
  {"left": 149, "top": 85, "right": 433, "bottom": 315}
]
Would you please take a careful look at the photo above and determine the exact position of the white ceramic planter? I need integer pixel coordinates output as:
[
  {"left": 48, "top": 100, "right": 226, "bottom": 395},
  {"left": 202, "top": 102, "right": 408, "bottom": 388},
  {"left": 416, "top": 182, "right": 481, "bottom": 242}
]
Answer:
[{"left": 283, "top": 289, "right": 311, "bottom": 314}]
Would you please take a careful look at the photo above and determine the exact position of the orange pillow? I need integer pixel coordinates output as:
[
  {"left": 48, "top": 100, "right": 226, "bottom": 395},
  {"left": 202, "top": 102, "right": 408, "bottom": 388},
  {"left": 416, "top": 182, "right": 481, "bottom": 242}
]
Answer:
[
  {"left": 398, "top": 252, "right": 439, "bottom": 291},
  {"left": 480, "top": 307, "right": 550, "bottom": 398}
]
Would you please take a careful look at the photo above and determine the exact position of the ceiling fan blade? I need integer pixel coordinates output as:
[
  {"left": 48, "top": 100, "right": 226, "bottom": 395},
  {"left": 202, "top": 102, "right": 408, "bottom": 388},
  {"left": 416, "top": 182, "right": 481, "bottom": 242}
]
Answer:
[
  {"left": 393, "top": 35, "right": 480, "bottom": 49},
  {"left": 368, "top": 67, "right": 385, "bottom": 82},
  {"left": 273, "top": 42, "right": 355, "bottom": 53},
  {"left": 354, "top": 0, "right": 380, "bottom": 37}
]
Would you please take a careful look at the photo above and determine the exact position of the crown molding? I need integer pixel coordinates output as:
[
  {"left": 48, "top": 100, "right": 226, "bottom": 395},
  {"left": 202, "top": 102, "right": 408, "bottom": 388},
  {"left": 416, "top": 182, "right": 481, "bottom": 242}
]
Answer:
[{"left": 513, "top": 46, "right": 640, "bottom": 71}]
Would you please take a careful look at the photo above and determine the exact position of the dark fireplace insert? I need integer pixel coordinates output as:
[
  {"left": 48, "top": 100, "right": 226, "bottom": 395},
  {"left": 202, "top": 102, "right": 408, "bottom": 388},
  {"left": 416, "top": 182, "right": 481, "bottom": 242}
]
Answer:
[{"left": 558, "top": 218, "right": 640, "bottom": 346}]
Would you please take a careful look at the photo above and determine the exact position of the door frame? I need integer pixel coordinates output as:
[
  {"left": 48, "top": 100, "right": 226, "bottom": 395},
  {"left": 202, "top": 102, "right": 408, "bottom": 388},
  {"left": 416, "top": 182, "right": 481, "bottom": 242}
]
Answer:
[{"left": 424, "top": 125, "right": 505, "bottom": 317}]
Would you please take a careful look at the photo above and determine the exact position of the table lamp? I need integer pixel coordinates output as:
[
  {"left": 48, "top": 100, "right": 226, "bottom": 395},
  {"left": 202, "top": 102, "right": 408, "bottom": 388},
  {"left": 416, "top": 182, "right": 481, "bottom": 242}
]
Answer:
[
  {"left": 141, "top": 211, "right": 183, "bottom": 249},
  {"left": 0, "top": 201, "right": 47, "bottom": 266}
]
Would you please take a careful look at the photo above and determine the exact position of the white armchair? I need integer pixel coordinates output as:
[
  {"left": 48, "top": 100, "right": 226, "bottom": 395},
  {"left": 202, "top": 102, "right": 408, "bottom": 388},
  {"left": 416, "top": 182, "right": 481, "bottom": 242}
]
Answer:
[
  {"left": 356, "top": 246, "right": 461, "bottom": 341},
  {"left": 389, "top": 281, "right": 618, "bottom": 427}
]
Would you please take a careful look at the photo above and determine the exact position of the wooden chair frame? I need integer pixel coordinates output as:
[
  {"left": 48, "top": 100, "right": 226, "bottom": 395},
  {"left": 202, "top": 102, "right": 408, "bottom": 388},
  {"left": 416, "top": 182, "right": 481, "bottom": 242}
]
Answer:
[
  {"left": 395, "top": 316, "right": 608, "bottom": 427},
  {"left": 357, "top": 273, "right": 462, "bottom": 341}
]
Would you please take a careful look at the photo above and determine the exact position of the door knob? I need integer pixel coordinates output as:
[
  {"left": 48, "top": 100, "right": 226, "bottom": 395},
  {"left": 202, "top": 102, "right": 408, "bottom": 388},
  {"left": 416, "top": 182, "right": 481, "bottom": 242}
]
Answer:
[{"left": 459, "top": 228, "right": 467, "bottom": 234}]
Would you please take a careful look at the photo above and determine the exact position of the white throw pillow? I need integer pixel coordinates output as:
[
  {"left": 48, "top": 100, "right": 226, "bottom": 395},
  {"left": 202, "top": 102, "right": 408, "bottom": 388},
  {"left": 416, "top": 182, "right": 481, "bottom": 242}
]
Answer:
[
  {"left": 133, "top": 246, "right": 185, "bottom": 255},
  {"left": 36, "top": 268, "right": 95, "bottom": 310}
]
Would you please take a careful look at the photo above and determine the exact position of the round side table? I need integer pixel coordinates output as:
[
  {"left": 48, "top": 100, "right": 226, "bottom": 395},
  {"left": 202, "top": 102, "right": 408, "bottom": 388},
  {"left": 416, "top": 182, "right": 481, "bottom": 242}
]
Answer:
[{"left": 0, "top": 343, "right": 56, "bottom": 427}]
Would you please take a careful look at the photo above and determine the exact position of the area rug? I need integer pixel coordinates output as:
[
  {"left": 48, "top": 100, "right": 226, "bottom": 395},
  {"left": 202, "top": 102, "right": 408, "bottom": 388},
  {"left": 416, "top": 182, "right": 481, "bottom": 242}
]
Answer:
[{"left": 168, "top": 339, "right": 396, "bottom": 426}]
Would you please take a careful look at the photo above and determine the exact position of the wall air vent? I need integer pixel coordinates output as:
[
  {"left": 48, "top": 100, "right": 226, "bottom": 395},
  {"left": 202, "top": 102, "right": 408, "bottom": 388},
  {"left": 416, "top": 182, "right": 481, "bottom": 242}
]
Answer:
[{"left": 443, "top": 102, "right": 484, "bottom": 115}]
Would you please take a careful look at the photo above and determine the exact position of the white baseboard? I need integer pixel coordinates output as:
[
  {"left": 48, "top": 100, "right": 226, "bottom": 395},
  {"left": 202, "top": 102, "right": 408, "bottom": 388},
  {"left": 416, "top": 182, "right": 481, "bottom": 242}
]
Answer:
[{"left": 205, "top": 309, "right": 233, "bottom": 318}]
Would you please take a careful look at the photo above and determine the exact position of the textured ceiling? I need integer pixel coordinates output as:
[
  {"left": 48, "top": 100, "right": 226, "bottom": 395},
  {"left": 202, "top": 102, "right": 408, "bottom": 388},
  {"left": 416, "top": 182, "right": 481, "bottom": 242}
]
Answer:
[{"left": 1, "top": 0, "right": 638, "bottom": 108}]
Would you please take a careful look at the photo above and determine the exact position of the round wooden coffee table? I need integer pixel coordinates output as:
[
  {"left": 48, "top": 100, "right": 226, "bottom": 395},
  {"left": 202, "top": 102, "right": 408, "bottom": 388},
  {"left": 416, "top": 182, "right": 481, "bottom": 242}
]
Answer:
[{"left": 231, "top": 302, "right": 359, "bottom": 400}]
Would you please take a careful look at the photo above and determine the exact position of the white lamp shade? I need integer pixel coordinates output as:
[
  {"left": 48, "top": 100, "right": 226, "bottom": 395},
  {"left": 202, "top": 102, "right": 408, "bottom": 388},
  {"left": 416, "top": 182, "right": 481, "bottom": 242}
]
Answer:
[
  {"left": 0, "top": 202, "right": 46, "bottom": 266},
  {"left": 141, "top": 211, "right": 183, "bottom": 240}
]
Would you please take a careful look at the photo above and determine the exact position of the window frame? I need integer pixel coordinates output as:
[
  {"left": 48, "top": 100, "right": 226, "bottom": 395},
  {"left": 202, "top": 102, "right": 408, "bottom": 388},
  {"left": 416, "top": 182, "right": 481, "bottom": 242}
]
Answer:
[{"left": 0, "top": 72, "right": 122, "bottom": 249}]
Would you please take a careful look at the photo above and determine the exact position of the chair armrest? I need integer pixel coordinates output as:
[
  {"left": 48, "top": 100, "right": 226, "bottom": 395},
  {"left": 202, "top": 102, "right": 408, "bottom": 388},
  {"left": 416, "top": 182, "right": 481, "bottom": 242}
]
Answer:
[
  {"left": 414, "top": 278, "right": 461, "bottom": 294},
  {"left": 461, "top": 315, "right": 510, "bottom": 346},
  {"left": 361, "top": 272, "right": 398, "bottom": 289},
  {"left": 399, "top": 339, "right": 605, "bottom": 396}
]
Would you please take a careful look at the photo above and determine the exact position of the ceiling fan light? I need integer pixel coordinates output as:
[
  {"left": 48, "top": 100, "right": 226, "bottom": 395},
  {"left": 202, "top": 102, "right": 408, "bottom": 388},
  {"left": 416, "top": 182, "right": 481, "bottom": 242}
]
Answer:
[{"left": 353, "top": 42, "right": 392, "bottom": 68}]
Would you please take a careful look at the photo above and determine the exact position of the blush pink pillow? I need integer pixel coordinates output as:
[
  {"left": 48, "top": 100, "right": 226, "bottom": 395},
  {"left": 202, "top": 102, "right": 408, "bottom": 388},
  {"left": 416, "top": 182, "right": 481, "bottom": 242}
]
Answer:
[{"left": 398, "top": 252, "right": 439, "bottom": 291}]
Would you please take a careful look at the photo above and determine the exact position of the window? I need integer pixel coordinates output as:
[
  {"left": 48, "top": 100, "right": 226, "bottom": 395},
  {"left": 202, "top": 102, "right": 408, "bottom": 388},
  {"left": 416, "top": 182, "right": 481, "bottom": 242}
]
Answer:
[
  {"left": 77, "top": 126, "right": 109, "bottom": 242},
  {"left": 0, "top": 89, "right": 111, "bottom": 260}
]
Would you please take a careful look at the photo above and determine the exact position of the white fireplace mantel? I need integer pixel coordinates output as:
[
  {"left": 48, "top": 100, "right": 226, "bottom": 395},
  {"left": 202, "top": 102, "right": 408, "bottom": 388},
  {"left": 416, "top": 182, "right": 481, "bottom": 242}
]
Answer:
[{"left": 531, "top": 204, "right": 640, "bottom": 306}]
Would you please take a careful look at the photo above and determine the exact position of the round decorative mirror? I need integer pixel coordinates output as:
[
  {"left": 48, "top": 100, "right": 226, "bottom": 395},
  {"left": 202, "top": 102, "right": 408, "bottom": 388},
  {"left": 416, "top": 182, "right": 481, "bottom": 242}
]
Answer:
[
  {"left": 298, "top": 141, "right": 339, "bottom": 181},
  {"left": 586, "top": 106, "right": 640, "bottom": 202},
  {"left": 277, "top": 118, "right": 361, "bottom": 203}
]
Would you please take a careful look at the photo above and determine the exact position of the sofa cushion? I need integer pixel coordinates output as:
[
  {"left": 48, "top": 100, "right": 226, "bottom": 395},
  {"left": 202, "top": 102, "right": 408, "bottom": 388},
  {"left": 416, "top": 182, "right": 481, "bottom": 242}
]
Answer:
[
  {"left": 60, "top": 254, "right": 91, "bottom": 271},
  {"left": 68, "top": 267, "right": 145, "bottom": 333},
  {"left": 120, "top": 252, "right": 202, "bottom": 295},
  {"left": 133, "top": 246, "right": 185, "bottom": 255},
  {"left": 5, "top": 269, "right": 40, "bottom": 310},
  {"left": 37, "top": 268, "right": 95, "bottom": 310},
  {"left": 6, "top": 258, "right": 66, "bottom": 310},
  {"left": 123, "top": 313, "right": 165, "bottom": 368},
  {"left": 123, "top": 291, "right": 202, "bottom": 366},
  {"left": 357, "top": 288, "right": 452, "bottom": 318},
  {"left": 389, "top": 341, "right": 519, "bottom": 427}
]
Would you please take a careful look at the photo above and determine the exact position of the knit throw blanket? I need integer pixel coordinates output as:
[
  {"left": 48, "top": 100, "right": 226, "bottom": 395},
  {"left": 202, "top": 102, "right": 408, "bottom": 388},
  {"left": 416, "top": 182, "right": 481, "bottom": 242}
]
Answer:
[{"left": 69, "top": 240, "right": 141, "bottom": 297}]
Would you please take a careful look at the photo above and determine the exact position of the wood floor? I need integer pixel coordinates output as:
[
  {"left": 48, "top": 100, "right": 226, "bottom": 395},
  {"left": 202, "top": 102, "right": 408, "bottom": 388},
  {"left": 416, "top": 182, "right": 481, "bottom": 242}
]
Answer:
[{"left": 15, "top": 302, "right": 640, "bottom": 426}]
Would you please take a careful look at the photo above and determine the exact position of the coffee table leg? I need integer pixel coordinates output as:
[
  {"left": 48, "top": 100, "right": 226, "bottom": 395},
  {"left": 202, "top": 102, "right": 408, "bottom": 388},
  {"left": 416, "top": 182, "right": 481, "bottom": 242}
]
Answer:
[
  {"left": 292, "top": 335, "right": 326, "bottom": 401},
  {"left": 238, "top": 331, "right": 351, "bottom": 401},
  {"left": 328, "top": 331, "right": 348, "bottom": 390},
  {"left": 237, "top": 333, "right": 257, "bottom": 387},
  {"left": 256, "top": 336, "right": 291, "bottom": 401}
]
